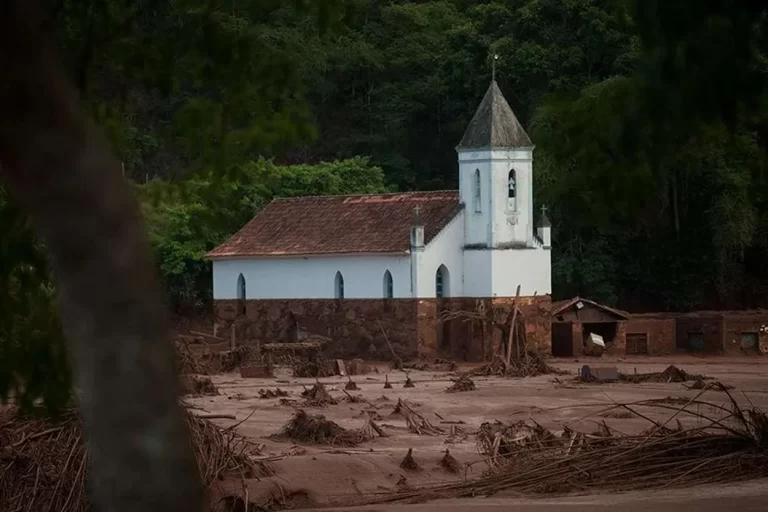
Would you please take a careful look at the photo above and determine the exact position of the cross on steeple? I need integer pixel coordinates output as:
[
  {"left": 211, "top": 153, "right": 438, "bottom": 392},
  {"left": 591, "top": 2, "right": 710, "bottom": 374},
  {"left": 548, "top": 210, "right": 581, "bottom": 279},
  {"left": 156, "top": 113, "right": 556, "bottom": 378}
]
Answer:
[
  {"left": 412, "top": 205, "right": 423, "bottom": 227},
  {"left": 541, "top": 205, "right": 547, "bottom": 215},
  {"left": 491, "top": 53, "right": 499, "bottom": 82}
]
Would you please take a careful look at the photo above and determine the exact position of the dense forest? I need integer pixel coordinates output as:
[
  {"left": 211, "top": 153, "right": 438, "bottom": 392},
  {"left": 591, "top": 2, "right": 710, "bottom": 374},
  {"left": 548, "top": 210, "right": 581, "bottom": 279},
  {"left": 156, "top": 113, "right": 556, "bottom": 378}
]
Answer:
[{"left": 3, "top": 0, "right": 768, "bottom": 384}]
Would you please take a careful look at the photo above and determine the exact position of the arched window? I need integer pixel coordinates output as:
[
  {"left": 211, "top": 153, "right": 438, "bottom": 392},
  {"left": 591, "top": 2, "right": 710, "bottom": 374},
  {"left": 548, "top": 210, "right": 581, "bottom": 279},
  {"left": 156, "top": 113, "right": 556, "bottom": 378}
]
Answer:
[
  {"left": 237, "top": 273, "right": 246, "bottom": 300},
  {"left": 334, "top": 271, "right": 345, "bottom": 299},
  {"left": 507, "top": 169, "right": 518, "bottom": 211},
  {"left": 383, "top": 270, "right": 394, "bottom": 299},
  {"left": 435, "top": 265, "right": 450, "bottom": 298},
  {"left": 473, "top": 169, "right": 481, "bottom": 213}
]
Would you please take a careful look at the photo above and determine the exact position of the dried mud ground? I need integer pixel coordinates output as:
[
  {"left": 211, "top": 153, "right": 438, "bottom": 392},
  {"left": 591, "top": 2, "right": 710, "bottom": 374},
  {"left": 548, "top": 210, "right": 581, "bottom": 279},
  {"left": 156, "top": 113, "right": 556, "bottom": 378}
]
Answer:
[{"left": 185, "top": 356, "right": 768, "bottom": 510}]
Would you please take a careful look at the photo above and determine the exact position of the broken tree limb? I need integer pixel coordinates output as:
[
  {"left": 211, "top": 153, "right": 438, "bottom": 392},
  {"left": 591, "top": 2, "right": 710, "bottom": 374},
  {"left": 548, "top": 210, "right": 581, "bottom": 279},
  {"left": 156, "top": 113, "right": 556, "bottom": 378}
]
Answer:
[
  {"left": 505, "top": 285, "right": 521, "bottom": 367},
  {"left": 394, "top": 399, "right": 445, "bottom": 436},
  {"left": 378, "top": 320, "right": 403, "bottom": 370},
  {"left": 193, "top": 414, "right": 236, "bottom": 420}
]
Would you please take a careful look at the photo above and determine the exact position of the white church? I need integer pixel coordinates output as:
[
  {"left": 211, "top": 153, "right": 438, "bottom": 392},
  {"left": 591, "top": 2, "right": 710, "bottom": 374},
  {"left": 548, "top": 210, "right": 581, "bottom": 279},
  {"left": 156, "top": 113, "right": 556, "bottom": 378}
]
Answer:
[{"left": 207, "top": 80, "right": 552, "bottom": 302}]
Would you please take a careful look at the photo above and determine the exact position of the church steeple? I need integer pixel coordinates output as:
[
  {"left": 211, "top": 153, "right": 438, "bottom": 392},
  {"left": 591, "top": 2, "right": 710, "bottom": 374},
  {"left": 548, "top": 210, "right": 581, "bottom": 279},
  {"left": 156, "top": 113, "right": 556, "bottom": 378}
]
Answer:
[{"left": 457, "top": 80, "right": 532, "bottom": 149}]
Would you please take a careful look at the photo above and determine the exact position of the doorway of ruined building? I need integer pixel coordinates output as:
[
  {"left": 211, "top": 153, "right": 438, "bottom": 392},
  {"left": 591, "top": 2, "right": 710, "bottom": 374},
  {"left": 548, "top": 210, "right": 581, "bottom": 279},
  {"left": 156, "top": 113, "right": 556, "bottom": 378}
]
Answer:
[
  {"left": 582, "top": 322, "right": 618, "bottom": 348},
  {"left": 551, "top": 322, "right": 573, "bottom": 357}
]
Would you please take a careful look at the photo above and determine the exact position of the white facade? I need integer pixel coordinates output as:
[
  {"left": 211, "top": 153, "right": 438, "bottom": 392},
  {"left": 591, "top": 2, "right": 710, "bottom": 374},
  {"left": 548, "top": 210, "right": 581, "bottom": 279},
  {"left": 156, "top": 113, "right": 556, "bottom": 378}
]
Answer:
[
  {"left": 210, "top": 81, "right": 552, "bottom": 300},
  {"left": 212, "top": 254, "right": 412, "bottom": 300}
]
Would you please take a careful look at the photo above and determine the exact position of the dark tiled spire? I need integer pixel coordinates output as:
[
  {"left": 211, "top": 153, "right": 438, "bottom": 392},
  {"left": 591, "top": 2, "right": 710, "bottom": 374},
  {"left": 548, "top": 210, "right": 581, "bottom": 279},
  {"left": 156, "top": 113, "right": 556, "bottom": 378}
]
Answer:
[{"left": 457, "top": 80, "right": 532, "bottom": 149}]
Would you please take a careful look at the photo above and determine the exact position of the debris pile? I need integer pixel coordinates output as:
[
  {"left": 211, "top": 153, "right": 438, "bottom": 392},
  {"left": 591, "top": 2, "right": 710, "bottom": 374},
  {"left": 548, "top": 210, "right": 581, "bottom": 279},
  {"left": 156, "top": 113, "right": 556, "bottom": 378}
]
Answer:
[
  {"left": 293, "top": 357, "right": 337, "bottom": 378},
  {"left": 274, "top": 410, "right": 360, "bottom": 446},
  {"left": 345, "top": 377, "right": 360, "bottom": 391},
  {"left": 399, "top": 448, "right": 421, "bottom": 472},
  {"left": 393, "top": 399, "right": 444, "bottom": 436},
  {"left": 0, "top": 409, "right": 272, "bottom": 512},
  {"left": 445, "top": 425, "right": 470, "bottom": 444},
  {"left": 219, "top": 346, "right": 255, "bottom": 372},
  {"left": 178, "top": 374, "right": 219, "bottom": 396},
  {"left": 384, "top": 374, "right": 393, "bottom": 389},
  {"left": 175, "top": 339, "right": 209, "bottom": 375},
  {"left": 404, "top": 375, "right": 415, "bottom": 388},
  {"left": 301, "top": 382, "right": 337, "bottom": 407},
  {"left": 618, "top": 365, "right": 711, "bottom": 384},
  {"left": 362, "top": 390, "right": 768, "bottom": 504},
  {"left": 403, "top": 358, "right": 457, "bottom": 372},
  {"left": 476, "top": 420, "right": 560, "bottom": 467},
  {"left": 258, "top": 388, "right": 290, "bottom": 399},
  {"left": 446, "top": 375, "right": 476, "bottom": 393},
  {"left": 359, "top": 411, "right": 388, "bottom": 440},
  {"left": 440, "top": 449, "right": 461, "bottom": 474},
  {"left": 274, "top": 410, "right": 385, "bottom": 447},
  {"left": 469, "top": 352, "right": 565, "bottom": 378}
]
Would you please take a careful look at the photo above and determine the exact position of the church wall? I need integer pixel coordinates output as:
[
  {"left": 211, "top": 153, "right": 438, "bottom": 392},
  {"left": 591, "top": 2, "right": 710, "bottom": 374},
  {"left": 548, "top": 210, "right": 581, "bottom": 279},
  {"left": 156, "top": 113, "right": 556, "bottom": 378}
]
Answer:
[
  {"left": 213, "top": 298, "right": 420, "bottom": 360},
  {"left": 212, "top": 295, "right": 552, "bottom": 363},
  {"left": 212, "top": 254, "right": 411, "bottom": 300},
  {"left": 491, "top": 247, "right": 552, "bottom": 296},
  {"left": 462, "top": 251, "right": 493, "bottom": 297},
  {"left": 418, "top": 211, "right": 464, "bottom": 298}
]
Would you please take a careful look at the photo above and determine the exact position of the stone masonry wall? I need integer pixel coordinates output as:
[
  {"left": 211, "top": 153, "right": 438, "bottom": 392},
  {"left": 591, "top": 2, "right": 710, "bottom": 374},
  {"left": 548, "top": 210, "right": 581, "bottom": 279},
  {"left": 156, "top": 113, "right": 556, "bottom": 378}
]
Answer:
[
  {"left": 626, "top": 316, "right": 677, "bottom": 355},
  {"left": 722, "top": 312, "right": 768, "bottom": 355},
  {"left": 214, "top": 299, "right": 419, "bottom": 361},
  {"left": 214, "top": 295, "right": 553, "bottom": 363},
  {"left": 675, "top": 314, "right": 723, "bottom": 354}
]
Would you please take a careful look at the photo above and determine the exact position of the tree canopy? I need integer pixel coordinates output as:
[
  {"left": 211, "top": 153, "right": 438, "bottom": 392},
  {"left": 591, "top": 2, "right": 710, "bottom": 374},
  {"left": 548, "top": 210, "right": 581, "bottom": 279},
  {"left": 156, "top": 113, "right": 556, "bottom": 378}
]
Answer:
[{"left": 5, "top": 0, "right": 768, "bottom": 410}]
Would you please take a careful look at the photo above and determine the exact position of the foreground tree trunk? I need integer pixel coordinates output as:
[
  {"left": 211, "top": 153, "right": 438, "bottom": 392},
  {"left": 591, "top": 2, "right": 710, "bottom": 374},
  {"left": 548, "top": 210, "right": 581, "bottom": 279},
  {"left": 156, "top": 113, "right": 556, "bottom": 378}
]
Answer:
[{"left": 0, "top": 2, "right": 202, "bottom": 511}]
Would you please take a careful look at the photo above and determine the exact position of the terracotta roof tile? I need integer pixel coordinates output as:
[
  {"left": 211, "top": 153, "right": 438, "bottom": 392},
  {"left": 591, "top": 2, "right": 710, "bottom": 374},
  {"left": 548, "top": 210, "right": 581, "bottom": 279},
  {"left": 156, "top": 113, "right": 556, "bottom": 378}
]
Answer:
[{"left": 206, "top": 191, "right": 461, "bottom": 258}]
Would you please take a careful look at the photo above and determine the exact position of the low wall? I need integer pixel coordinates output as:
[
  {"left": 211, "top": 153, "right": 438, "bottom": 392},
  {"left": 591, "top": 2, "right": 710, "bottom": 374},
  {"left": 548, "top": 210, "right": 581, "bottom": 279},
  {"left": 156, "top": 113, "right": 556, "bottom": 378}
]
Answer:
[
  {"left": 214, "top": 299, "right": 420, "bottom": 360},
  {"left": 626, "top": 315, "right": 677, "bottom": 355},
  {"left": 213, "top": 295, "right": 553, "bottom": 362},
  {"left": 676, "top": 314, "right": 723, "bottom": 354},
  {"left": 722, "top": 312, "right": 768, "bottom": 354}
]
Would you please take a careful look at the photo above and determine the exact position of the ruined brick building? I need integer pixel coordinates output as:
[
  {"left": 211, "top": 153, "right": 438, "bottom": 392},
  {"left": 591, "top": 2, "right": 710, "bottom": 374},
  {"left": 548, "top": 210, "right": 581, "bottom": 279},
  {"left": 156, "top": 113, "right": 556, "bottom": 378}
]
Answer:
[{"left": 206, "top": 80, "right": 553, "bottom": 360}]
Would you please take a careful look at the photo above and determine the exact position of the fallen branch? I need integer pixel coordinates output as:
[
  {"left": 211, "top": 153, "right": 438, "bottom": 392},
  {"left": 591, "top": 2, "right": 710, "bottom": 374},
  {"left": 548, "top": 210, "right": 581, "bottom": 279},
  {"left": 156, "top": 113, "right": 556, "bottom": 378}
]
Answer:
[{"left": 393, "top": 399, "right": 444, "bottom": 436}]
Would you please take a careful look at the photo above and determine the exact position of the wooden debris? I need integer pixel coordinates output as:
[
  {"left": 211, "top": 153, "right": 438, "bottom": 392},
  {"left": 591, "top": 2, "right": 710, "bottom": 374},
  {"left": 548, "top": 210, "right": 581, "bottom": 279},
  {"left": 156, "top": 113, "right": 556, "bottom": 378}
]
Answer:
[
  {"left": 404, "top": 376, "right": 415, "bottom": 388},
  {"left": 274, "top": 410, "right": 361, "bottom": 446},
  {"left": 258, "top": 388, "right": 289, "bottom": 399},
  {"left": 301, "top": 382, "right": 337, "bottom": 407},
  {"left": 384, "top": 374, "right": 393, "bottom": 389},
  {"left": 394, "top": 399, "right": 444, "bottom": 436},
  {"left": 444, "top": 425, "right": 469, "bottom": 444},
  {"left": 399, "top": 448, "right": 421, "bottom": 472},
  {"left": 178, "top": 375, "right": 218, "bottom": 396},
  {"left": 360, "top": 411, "right": 388, "bottom": 440},
  {"left": 345, "top": 376, "right": 360, "bottom": 391},
  {"left": 360, "top": 390, "right": 768, "bottom": 505},
  {"left": 469, "top": 351, "right": 566, "bottom": 378},
  {"left": 293, "top": 356, "right": 336, "bottom": 378},
  {"left": 446, "top": 375, "right": 475, "bottom": 393},
  {"left": 219, "top": 346, "right": 254, "bottom": 372},
  {"left": 273, "top": 410, "right": 386, "bottom": 447},
  {"left": 440, "top": 449, "right": 461, "bottom": 474},
  {"left": 615, "top": 365, "right": 711, "bottom": 384},
  {"left": 0, "top": 409, "right": 272, "bottom": 512},
  {"left": 403, "top": 358, "right": 457, "bottom": 372}
]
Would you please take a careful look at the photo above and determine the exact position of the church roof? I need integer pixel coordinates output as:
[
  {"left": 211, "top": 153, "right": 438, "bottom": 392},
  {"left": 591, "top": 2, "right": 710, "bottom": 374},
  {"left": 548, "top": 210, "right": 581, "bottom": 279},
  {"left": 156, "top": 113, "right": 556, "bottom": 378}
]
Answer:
[
  {"left": 457, "top": 80, "right": 532, "bottom": 149},
  {"left": 206, "top": 191, "right": 461, "bottom": 258}
]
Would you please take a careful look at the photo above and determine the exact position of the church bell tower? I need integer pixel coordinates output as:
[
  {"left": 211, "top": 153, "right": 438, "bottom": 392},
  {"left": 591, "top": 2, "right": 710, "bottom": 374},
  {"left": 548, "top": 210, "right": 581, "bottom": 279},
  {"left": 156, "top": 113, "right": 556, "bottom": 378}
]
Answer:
[{"left": 456, "top": 80, "right": 535, "bottom": 248}]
